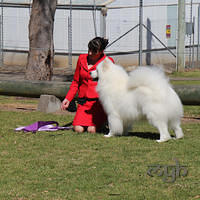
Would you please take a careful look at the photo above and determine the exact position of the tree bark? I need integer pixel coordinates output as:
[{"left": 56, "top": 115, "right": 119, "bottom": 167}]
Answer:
[
  {"left": 1, "top": 80, "right": 200, "bottom": 105},
  {"left": 25, "top": 0, "right": 57, "bottom": 81}
]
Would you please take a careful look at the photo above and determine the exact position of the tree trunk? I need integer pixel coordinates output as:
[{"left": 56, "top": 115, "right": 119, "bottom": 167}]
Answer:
[
  {"left": 25, "top": 0, "right": 57, "bottom": 81},
  {"left": 1, "top": 80, "right": 200, "bottom": 105}
]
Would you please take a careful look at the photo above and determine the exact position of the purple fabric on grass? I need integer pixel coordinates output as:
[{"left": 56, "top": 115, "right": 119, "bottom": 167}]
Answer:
[{"left": 15, "top": 121, "right": 72, "bottom": 133}]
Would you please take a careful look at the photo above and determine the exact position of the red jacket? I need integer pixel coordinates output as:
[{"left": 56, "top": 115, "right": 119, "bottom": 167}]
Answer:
[{"left": 65, "top": 54, "right": 114, "bottom": 101}]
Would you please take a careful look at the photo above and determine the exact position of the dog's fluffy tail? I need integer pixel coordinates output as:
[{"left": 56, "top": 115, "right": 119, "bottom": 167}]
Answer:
[{"left": 127, "top": 66, "right": 170, "bottom": 91}]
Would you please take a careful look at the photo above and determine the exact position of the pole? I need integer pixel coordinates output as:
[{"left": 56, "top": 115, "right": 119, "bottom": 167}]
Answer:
[
  {"left": 100, "top": 7, "right": 107, "bottom": 38},
  {"left": 197, "top": 5, "right": 200, "bottom": 65},
  {"left": 93, "top": 0, "right": 97, "bottom": 37},
  {"left": 0, "top": 0, "right": 3, "bottom": 67},
  {"left": 68, "top": 0, "right": 72, "bottom": 71},
  {"left": 139, "top": 0, "right": 143, "bottom": 66},
  {"left": 192, "top": 16, "right": 195, "bottom": 68},
  {"left": 0, "top": 14, "right": 2, "bottom": 67},
  {"left": 189, "top": 0, "right": 193, "bottom": 67},
  {"left": 177, "top": 0, "right": 186, "bottom": 72}
]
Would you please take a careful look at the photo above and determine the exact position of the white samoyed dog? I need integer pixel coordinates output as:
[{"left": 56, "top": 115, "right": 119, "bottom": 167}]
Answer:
[{"left": 90, "top": 58, "right": 184, "bottom": 142}]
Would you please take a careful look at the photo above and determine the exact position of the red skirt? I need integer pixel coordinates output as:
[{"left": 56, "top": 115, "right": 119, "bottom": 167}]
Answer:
[{"left": 72, "top": 100, "right": 107, "bottom": 128}]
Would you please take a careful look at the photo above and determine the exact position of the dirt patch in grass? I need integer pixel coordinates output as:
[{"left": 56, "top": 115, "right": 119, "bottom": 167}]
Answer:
[
  {"left": 0, "top": 101, "right": 76, "bottom": 116},
  {"left": 181, "top": 116, "right": 200, "bottom": 123},
  {"left": 0, "top": 101, "right": 198, "bottom": 123},
  {"left": 0, "top": 103, "right": 37, "bottom": 112}
]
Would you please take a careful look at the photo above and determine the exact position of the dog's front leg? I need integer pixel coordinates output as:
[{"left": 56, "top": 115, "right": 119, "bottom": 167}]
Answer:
[{"left": 104, "top": 114, "right": 123, "bottom": 137}]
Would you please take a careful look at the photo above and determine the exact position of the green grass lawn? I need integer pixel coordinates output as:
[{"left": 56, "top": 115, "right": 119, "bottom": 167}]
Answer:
[
  {"left": 0, "top": 96, "right": 200, "bottom": 200},
  {"left": 170, "top": 70, "right": 200, "bottom": 85},
  {"left": 170, "top": 70, "right": 200, "bottom": 78}
]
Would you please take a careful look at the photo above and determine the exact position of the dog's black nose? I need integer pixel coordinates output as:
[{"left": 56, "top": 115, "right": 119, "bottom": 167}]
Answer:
[{"left": 93, "top": 77, "right": 99, "bottom": 81}]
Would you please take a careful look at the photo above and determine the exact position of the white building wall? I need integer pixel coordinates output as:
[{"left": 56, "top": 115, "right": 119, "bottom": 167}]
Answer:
[{"left": 1, "top": 0, "right": 200, "bottom": 67}]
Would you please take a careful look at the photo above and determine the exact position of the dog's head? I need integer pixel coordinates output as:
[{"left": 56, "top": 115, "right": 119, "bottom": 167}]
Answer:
[{"left": 90, "top": 57, "right": 113, "bottom": 81}]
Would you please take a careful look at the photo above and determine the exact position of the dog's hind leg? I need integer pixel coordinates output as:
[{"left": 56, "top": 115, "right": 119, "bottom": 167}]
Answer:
[
  {"left": 170, "top": 120, "right": 184, "bottom": 139},
  {"left": 147, "top": 113, "right": 172, "bottom": 142},
  {"left": 104, "top": 114, "right": 123, "bottom": 137},
  {"left": 153, "top": 121, "right": 172, "bottom": 143},
  {"left": 123, "top": 121, "right": 133, "bottom": 136}
]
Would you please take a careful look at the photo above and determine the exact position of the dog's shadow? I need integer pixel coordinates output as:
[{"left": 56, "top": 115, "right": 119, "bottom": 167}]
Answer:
[
  {"left": 127, "top": 131, "right": 160, "bottom": 140},
  {"left": 100, "top": 128, "right": 160, "bottom": 140}
]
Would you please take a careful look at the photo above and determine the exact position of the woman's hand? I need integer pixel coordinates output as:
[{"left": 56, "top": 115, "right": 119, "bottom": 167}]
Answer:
[{"left": 61, "top": 99, "right": 70, "bottom": 110}]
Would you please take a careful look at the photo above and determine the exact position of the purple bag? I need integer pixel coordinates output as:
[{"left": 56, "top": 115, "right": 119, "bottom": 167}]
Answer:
[{"left": 15, "top": 121, "right": 72, "bottom": 133}]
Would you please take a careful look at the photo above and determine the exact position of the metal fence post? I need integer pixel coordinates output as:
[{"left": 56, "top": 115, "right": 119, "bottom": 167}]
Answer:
[
  {"left": 68, "top": 0, "right": 72, "bottom": 71},
  {"left": 0, "top": 1, "right": 3, "bottom": 67},
  {"left": 0, "top": 14, "right": 2, "bottom": 67},
  {"left": 197, "top": 4, "right": 200, "bottom": 65},
  {"left": 139, "top": 0, "right": 143, "bottom": 66},
  {"left": 177, "top": 0, "right": 186, "bottom": 71}
]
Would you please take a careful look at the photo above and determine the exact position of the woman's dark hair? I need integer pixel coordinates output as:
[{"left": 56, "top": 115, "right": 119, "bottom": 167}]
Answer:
[{"left": 88, "top": 37, "right": 109, "bottom": 53}]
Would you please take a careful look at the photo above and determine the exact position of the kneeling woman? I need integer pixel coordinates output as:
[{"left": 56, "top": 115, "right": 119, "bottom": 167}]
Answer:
[{"left": 61, "top": 37, "right": 114, "bottom": 133}]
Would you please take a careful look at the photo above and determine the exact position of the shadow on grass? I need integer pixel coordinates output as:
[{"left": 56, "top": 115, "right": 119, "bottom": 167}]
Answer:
[
  {"left": 101, "top": 130, "right": 160, "bottom": 141},
  {"left": 48, "top": 122, "right": 73, "bottom": 137},
  {"left": 47, "top": 127, "right": 160, "bottom": 141},
  {"left": 127, "top": 132, "right": 160, "bottom": 140}
]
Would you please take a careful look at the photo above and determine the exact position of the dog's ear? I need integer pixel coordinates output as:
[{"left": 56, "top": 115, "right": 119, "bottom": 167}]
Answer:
[{"left": 102, "top": 57, "right": 111, "bottom": 72}]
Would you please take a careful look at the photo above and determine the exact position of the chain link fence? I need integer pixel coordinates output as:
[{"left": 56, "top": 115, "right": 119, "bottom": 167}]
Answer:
[{"left": 0, "top": 2, "right": 200, "bottom": 70}]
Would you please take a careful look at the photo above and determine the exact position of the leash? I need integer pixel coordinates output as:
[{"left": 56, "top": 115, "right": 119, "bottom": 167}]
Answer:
[{"left": 77, "top": 97, "right": 99, "bottom": 105}]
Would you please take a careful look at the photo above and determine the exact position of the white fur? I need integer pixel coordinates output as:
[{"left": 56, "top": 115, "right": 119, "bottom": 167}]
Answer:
[{"left": 90, "top": 58, "right": 184, "bottom": 142}]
